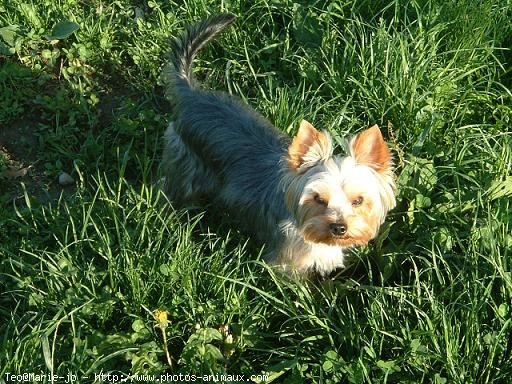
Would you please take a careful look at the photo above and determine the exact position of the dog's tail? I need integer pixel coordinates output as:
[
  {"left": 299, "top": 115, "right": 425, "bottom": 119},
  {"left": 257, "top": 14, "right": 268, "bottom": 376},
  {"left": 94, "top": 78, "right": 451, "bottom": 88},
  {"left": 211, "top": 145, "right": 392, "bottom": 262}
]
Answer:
[{"left": 165, "top": 13, "right": 236, "bottom": 92}]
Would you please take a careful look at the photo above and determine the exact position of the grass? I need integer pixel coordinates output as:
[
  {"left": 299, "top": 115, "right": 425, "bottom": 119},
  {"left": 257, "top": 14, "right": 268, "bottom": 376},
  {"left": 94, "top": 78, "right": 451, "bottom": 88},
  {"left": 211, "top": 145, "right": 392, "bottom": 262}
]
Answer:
[{"left": 1, "top": 0, "right": 511, "bottom": 382}]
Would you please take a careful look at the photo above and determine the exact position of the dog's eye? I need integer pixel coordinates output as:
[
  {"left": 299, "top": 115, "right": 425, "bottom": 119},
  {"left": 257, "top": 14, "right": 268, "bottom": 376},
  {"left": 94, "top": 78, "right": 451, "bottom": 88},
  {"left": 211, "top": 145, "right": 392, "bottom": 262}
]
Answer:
[
  {"left": 314, "top": 194, "right": 327, "bottom": 206},
  {"left": 352, "top": 196, "right": 364, "bottom": 207}
]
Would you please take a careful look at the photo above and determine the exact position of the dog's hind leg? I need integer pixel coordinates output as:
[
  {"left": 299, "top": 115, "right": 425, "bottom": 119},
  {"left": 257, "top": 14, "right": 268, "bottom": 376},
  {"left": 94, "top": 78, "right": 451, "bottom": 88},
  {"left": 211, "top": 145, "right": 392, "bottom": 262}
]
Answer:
[{"left": 161, "top": 123, "right": 218, "bottom": 206}]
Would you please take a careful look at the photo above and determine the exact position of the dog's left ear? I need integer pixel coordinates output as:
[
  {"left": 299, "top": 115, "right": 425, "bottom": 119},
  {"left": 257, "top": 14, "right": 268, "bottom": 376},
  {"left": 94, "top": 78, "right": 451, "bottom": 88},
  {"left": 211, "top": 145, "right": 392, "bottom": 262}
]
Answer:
[
  {"left": 350, "top": 125, "right": 392, "bottom": 173},
  {"left": 288, "top": 120, "right": 333, "bottom": 172}
]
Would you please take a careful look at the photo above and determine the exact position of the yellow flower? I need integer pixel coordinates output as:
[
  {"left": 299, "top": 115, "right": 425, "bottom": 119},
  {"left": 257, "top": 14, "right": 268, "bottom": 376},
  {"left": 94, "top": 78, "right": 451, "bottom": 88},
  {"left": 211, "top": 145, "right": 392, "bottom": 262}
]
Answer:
[{"left": 153, "top": 309, "right": 169, "bottom": 327}]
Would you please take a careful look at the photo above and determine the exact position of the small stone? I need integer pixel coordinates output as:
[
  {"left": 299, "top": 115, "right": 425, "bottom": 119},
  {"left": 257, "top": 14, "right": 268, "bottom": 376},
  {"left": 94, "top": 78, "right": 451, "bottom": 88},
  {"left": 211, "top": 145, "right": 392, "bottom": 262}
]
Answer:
[{"left": 58, "top": 172, "right": 75, "bottom": 186}]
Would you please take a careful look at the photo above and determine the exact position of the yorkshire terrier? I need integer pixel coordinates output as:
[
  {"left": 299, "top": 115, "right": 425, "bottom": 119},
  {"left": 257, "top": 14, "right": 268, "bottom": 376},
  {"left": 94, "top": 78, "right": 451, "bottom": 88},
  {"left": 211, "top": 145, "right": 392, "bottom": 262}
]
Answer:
[{"left": 161, "top": 13, "right": 396, "bottom": 276}]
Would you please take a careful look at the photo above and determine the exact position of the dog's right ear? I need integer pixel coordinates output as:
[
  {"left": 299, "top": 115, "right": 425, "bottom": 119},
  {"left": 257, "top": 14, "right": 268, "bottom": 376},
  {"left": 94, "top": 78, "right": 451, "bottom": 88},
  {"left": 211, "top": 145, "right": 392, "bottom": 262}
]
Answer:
[{"left": 287, "top": 120, "right": 333, "bottom": 173}]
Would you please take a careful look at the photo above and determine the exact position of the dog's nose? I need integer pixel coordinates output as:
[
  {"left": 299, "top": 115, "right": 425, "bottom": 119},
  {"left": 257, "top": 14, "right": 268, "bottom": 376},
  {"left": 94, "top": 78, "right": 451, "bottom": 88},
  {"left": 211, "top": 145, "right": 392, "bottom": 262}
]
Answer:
[{"left": 329, "top": 223, "right": 347, "bottom": 236}]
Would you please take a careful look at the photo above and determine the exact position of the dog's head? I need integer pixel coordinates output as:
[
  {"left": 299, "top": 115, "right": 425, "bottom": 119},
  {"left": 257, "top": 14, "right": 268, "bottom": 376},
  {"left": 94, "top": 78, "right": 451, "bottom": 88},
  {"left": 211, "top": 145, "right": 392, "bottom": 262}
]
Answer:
[{"left": 283, "top": 120, "right": 396, "bottom": 247}]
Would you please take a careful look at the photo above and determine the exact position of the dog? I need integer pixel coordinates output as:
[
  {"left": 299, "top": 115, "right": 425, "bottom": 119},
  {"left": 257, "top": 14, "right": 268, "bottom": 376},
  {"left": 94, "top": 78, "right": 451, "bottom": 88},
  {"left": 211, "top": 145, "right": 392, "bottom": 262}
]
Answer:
[{"left": 161, "top": 13, "right": 396, "bottom": 276}]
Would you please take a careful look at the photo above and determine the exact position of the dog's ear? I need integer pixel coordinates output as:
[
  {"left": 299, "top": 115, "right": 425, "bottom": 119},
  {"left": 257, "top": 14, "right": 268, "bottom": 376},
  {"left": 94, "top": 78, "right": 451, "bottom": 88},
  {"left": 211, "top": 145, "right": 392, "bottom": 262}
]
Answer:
[
  {"left": 350, "top": 125, "right": 392, "bottom": 174},
  {"left": 288, "top": 120, "right": 333, "bottom": 172}
]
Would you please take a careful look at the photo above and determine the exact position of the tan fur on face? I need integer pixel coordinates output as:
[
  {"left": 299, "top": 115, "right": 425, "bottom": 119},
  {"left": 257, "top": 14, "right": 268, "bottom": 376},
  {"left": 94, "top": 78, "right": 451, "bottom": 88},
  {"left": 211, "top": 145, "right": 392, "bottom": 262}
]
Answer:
[
  {"left": 300, "top": 185, "right": 332, "bottom": 207},
  {"left": 299, "top": 199, "right": 379, "bottom": 247},
  {"left": 298, "top": 186, "right": 373, "bottom": 245}
]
